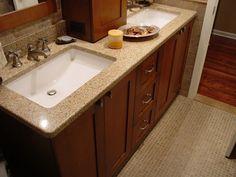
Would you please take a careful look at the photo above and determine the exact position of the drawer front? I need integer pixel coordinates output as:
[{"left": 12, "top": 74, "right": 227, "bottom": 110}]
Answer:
[
  {"left": 132, "top": 106, "right": 155, "bottom": 148},
  {"left": 135, "top": 81, "right": 157, "bottom": 121},
  {"left": 137, "top": 52, "right": 158, "bottom": 86}
]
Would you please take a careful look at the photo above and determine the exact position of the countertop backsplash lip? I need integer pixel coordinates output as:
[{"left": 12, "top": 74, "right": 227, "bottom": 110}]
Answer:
[{"left": 0, "top": 3, "right": 197, "bottom": 138}]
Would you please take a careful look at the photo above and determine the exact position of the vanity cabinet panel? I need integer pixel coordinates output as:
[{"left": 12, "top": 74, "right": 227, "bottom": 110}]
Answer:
[
  {"left": 156, "top": 36, "right": 177, "bottom": 116},
  {"left": 167, "top": 22, "right": 193, "bottom": 103},
  {"left": 136, "top": 52, "right": 158, "bottom": 88},
  {"left": 134, "top": 81, "right": 157, "bottom": 122},
  {"left": 96, "top": 70, "right": 136, "bottom": 177},
  {"left": 0, "top": 111, "right": 60, "bottom": 177},
  {"left": 156, "top": 20, "right": 194, "bottom": 118},
  {"left": 132, "top": 104, "right": 156, "bottom": 148},
  {"left": 52, "top": 106, "right": 98, "bottom": 177},
  {"left": 61, "top": 0, "right": 127, "bottom": 42},
  {"left": 132, "top": 51, "right": 159, "bottom": 149}
]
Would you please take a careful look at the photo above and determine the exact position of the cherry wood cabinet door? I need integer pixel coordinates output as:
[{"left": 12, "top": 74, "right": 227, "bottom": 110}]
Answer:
[
  {"left": 167, "top": 22, "right": 193, "bottom": 102},
  {"left": 96, "top": 71, "right": 136, "bottom": 177},
  {"left": 53, "top": 106, "right": 98, "bottom": 177},
  {"left": 61, "top": 0, "right": 126, "bottom": 42},
  {"left": 156, "top": 37, "right": 177, "bottom": 116},
  {"left": 92, "top": 0, "right": 127, "bottom": 41}
]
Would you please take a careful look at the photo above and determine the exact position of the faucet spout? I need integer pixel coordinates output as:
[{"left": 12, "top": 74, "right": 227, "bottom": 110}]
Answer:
[
  {"left": 127, "top": 0, "right": 143, "bottom": 11},
  {"left": 27, "top": 44, "right": 48, "bottom": 62}
]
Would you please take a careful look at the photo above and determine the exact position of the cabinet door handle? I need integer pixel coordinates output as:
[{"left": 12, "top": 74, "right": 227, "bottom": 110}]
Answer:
[
  {"left": 96, "top": 99, "right": 104, "bottom": 108},
  {"left": 106, "top": 91, "right": 112, "bottom": 98},
  {"left": 140, "top": 120, "right": 149, "bottom": 130},
  {"left": 145, "top": 66, "right": 155, "bottom": 73},
  {"left": 142, "top": 94, "right": 152, "bottom": 104}
]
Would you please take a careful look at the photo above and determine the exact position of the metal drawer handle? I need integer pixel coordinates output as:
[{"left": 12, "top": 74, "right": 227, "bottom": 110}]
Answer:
[
  {"left": 142, "top": 94, "right": 152, "bottom": 104},
  {"left": 145, "top": 66, "right": 154, "bottom": 73},
  {"left": 140, "top": 120, "right": 149, "bottom": 130}
]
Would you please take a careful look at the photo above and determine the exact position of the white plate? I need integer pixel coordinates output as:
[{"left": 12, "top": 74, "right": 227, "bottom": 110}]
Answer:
[{"left": 119, "top": 24, "right": 160, "bottom": 38}]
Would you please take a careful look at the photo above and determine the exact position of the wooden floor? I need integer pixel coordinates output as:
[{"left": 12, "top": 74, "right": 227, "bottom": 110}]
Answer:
[{"left": 198, "top": 35, "right": 236, "bottom": 107}]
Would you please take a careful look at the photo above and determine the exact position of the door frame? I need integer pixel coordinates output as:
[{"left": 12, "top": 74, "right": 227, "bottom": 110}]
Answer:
[{"left": 188, "top": 0, "right": 219, "bottom": 98}]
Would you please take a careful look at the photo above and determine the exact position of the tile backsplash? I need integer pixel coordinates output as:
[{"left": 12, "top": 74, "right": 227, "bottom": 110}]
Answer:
[
  {"left": 0, "top": 0, "right": 65, "bottom": 55},
  {"left": 0, "top": 0, "right": 14, "bottom": 14}
]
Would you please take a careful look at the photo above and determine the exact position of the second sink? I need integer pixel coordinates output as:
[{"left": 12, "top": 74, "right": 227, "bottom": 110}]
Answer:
[{"left": 127, "top": 8, "right": 178, "bottom": 29}]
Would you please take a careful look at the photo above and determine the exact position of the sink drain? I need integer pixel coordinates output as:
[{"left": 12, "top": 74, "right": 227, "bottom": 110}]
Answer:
[{"left": 47, "top": 89, "right": 57, "bottom": 96}]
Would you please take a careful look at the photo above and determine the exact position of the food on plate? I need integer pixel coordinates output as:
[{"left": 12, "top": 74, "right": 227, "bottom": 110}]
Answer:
[{"left": 124, "top": 26, "right": 156, "bottom": 36}]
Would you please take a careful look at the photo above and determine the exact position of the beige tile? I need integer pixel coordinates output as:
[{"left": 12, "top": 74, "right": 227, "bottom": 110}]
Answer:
[{"left": 119, "top": 96, "right": 236, "bottom": 177}]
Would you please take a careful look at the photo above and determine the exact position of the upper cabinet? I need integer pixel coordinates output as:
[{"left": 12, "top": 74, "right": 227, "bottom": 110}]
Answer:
[
  {"left": 0, "top": 0, "right": 57, "bottom": 32},
  {"left": 61, "top": 0, "right": 127, "bottom": 42}
]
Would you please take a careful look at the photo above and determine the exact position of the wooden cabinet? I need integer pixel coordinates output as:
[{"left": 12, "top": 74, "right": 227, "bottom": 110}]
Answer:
[
  {"left": 167, "top": 22, "right": 193, "bottom": 103},
  {"left": 0, "top": 112, "right": 60, "bottom": 177},
  {"left": 156, "top": 21, "right": 194, "bottom": 117},
  {"left": 156, "top": 37, "right": 177, "bottom": 116},
  {"left": 132, "top": 52, "right": 159, "bottom": 149},
  {"left": 0, "top": 71, "right": 136, "bottom": 177},
  {"left": 61, "top": 0, "right": 127, "bottom": 42},
  {"left": 0, "top": 19, "right": 194, "bottom": 177},
  {"left": 53, "top": 106, "right": 98, "bottom": 177},
  {"left": 96, "top": 71, "right": 136, "bottom": 177}
]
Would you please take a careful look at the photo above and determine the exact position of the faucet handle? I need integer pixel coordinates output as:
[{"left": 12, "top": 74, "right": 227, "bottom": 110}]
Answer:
[
  {"left": 37, "top": 37, "right": 51, "bottom": 55},
  {"left": 7, "top": 49, "right": 21, "bottom": 58},
  {"left": 7, "top": 49, "right": 22, "bottom": 68},
  {"left": 28, "top": 43, "right": 36, "bottom": 51}
]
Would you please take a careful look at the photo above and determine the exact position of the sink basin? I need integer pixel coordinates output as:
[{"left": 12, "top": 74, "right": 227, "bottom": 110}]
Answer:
[
  {"left": 127, "top": 9, "right": 178, "bottom": 29},
  {"left": 6, "top": 48, "right": 114, "bottom": 108}
]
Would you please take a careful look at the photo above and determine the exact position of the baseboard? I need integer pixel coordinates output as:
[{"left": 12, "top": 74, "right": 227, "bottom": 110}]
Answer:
[{"left": 212, "top": 29, "right": 236, "bottom": 40}]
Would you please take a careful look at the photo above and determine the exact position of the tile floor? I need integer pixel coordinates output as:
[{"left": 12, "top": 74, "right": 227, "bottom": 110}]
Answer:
[{"left": 119, "top": 96, "right": 236, "bottom": 177}]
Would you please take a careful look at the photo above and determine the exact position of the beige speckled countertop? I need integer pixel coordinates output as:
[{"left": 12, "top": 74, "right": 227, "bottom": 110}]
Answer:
[{"left": 0, "top": 4, "right": 196, "bottom": 138}]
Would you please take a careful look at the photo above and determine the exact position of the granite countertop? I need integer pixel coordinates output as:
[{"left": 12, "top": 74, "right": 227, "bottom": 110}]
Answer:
[{"left": 0, "top": 4, "right": 197, "bottom": 138}]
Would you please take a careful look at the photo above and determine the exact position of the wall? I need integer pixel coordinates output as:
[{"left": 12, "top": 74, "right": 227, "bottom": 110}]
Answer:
[
  {"left": 0, "top": 0, "right": 14, "bottom": 14},
  {"left": 214, "top": 0, "right": 236, "bottom": 34},
  {"left": 0, "top": 0, "right": 65, "bottom": 55},
  {"left": 155, "top": 0, "right": 207, "bottom": 96}
]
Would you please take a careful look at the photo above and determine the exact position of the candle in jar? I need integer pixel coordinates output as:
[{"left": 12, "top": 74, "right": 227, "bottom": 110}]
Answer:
[{"left": 108, "top": 29, "right": 123, "bottom": 49}]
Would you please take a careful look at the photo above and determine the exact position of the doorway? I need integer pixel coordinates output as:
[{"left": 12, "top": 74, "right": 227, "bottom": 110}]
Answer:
[{"left": 198, "top": 0, "right": 236, "bottom": 107}]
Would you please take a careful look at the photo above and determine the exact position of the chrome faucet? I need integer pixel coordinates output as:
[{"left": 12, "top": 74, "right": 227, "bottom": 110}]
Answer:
[
  {"left": 27, "top": 38, "right": 50, "bottom": 61},
  {"left": 127, "top": 0, "right": 142, "bottom": 11},
  {"left": 7, "top": 50, "right": 22, "bottom": 68},
  {"left": 36, "top": 38, "right": 51, "bottom": 56}
]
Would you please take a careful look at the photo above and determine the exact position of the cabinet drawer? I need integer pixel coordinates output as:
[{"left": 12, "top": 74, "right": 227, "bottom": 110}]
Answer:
[
  {"left": 132, "top": 105, "right": 155, "bottom": 148},
  {"left": 135, "top": 81, "right": 156, "bottom": 120},
  {"left": 137, "top": 52, "right": 158, "bottom": 87}
]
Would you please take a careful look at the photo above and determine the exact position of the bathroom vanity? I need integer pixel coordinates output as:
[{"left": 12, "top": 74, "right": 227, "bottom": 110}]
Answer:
[{"left": 0, "top": 4, "right": 196, "bottom": 177}]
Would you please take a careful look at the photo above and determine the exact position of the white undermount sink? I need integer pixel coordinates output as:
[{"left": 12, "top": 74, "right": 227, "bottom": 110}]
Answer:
[
  {"left": 127, "top": 8, "right": 178, "bottom": 29},
  {"left": 6, "top": 48, "right": 114, "bottom": 108}
]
